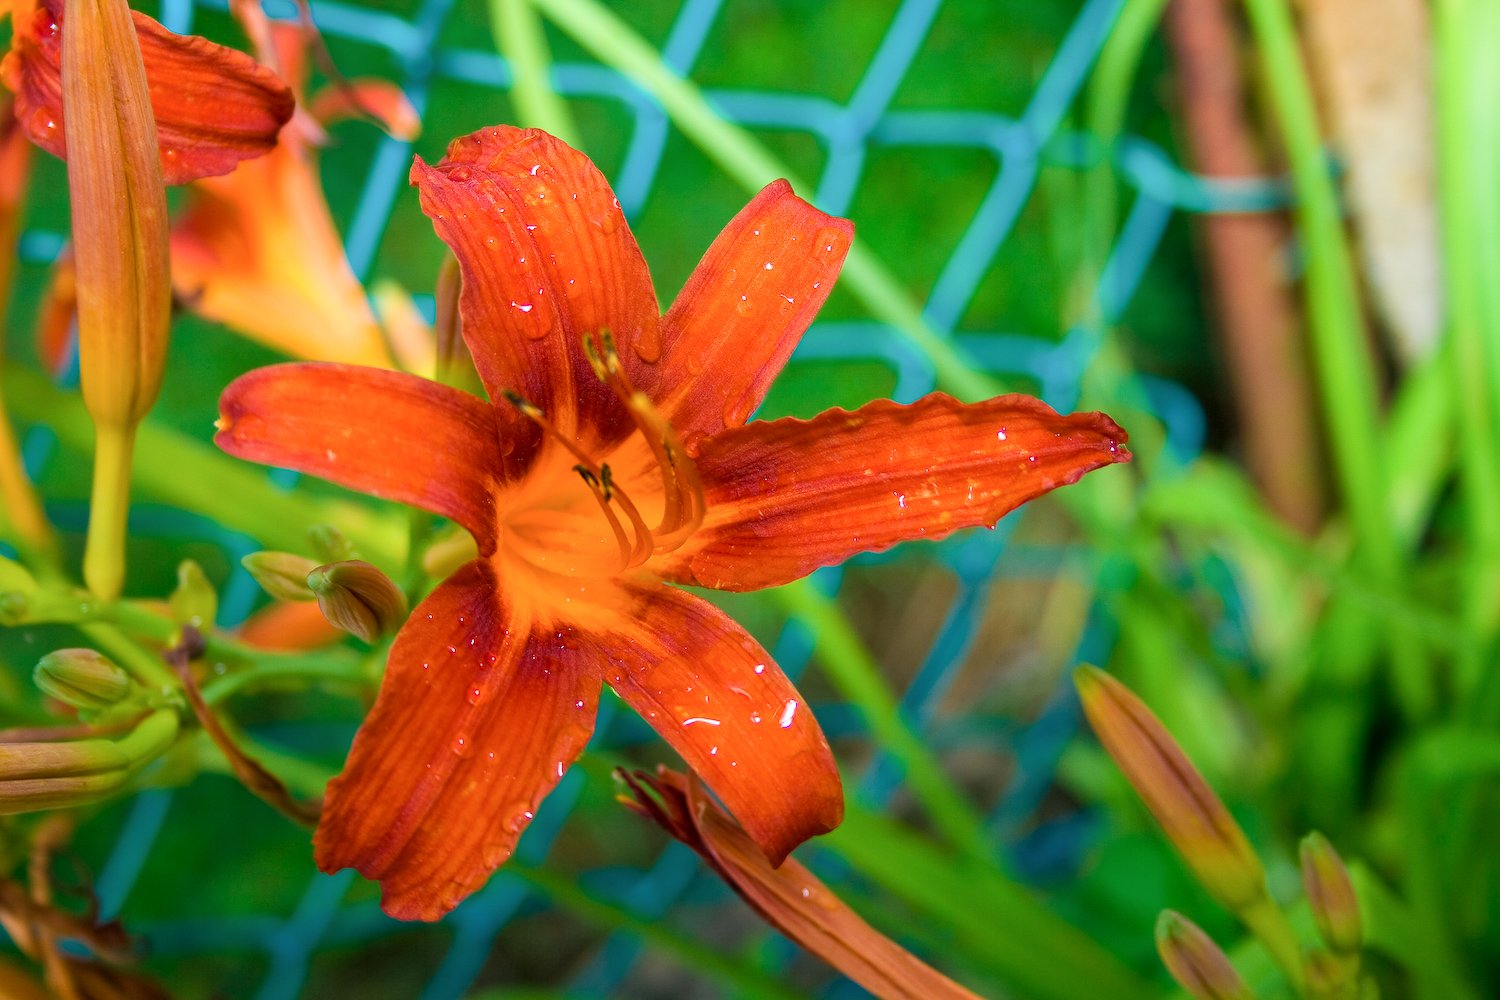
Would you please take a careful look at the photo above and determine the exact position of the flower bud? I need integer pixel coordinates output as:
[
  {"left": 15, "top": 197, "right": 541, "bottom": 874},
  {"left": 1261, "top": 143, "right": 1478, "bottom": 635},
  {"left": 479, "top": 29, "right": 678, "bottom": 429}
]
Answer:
[
  {"left": 307, "top": 560, "right": 408, "bottom": 644},
  {"left": 0, "top": 708, "right": 178, "bottom": 814},
  {"left": 1074, "top": 666, "right": 1267, "bottom": 912},
  {"left": 169, "top": 558, "right": 218, "bottom": 628},
  {"left": 242, "top": 551, "right": 319, "bottom": 602},
  {"left": 1155, "top": 911, "right": 1253, "bottom": 1000},
  {"left": 34, "top": 648, "right": 134, "bottom": 710},
  {"left": 1301, "top": 832, "right": 1363, "bottom": 955},
  {"left": 307, "top": 524, "right": 355, "bottom": 563}
]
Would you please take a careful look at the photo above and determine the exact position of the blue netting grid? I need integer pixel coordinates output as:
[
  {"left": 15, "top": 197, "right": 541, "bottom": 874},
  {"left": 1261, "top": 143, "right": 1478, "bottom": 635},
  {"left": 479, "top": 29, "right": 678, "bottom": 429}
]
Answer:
[{"left": 4, "top": 0, "right": 1266, "bottom": 996}]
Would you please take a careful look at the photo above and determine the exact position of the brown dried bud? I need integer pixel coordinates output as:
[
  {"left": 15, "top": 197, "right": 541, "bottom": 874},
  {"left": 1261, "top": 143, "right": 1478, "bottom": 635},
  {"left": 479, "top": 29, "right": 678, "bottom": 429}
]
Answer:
[{"left": 307, "top": 560, "right": 408, "bottom": 644}]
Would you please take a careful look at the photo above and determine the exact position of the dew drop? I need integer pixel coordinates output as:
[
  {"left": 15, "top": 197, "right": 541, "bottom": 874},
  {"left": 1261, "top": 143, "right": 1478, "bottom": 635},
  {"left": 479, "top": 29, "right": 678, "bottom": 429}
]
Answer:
[
  {"left": 451, "top": 735, "right": 474, "bottom": 757},
  {"left": 682, "top": 716, "right": 721, "bottom": 727},
  {"left": 467, "top": 687, "right": 483, "bottom": 705},
  {"left": 753, "top": 664, "right": 766, "bottom": 674},
  {"left": 997, "top": 429, "right": 1008, "bottom": 441},
  {"left": 779, "top": 699, "right": 798, "bottom": 729},
  {"left": 529, "top": 163, "right": 540, "bottom": 175},
  {"left": 763, "top": 262, "right": 774, "bottom": 271},
  {"left": 511, "top": 301, "right": 533, "bottom": 313}
]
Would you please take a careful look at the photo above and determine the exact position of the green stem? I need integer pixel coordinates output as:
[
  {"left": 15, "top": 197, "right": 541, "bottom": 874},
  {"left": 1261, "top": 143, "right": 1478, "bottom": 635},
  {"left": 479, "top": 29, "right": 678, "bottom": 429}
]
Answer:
[
  {"left": 83, "top": 421, "right": 134, "bottom": 600},
  {"left": 1240, "top": 0, "right": 1432, "bottom": 719},
  {"left": 508, "top": 862, "right": 804, "bottom": 1000},
  {"left": 771, "top": 579, "right": 990, "bottom": 861},
  {"left": 491, "top": 0, "right": 580, "bottom": 144},
  {"left": 1434, "top": 0, "right": 1500, "bottom": 695},
  {"left": 1239, "top": 895, "right": 1306, "bottom": 995}
]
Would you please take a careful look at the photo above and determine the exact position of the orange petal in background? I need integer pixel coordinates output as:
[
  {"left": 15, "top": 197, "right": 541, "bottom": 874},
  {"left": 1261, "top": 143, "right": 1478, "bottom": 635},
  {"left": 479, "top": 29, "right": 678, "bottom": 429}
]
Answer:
[
  {"left": 600, "top": 583, "right": 843, "bottom": 865},
  {"left": 657, "top": 180, "right": 853, "bottom": 447},
  {"left": 663, "top": 393, "right": 1130, "bottom": 591},
  {"left": 315, "top": 561, "right": 600, "bottom": 921},
  {"left": 5, "top": 0, "right": 294, "bottom": 183},
  {"left": 236, "top": 600, "right": 343, "bottom": 652},
  {"left": 216, "top": 363, "right": 501, "bottom": 553},
  {"left": 620, "top": 767, "right": 981, "bottom": 1000}
]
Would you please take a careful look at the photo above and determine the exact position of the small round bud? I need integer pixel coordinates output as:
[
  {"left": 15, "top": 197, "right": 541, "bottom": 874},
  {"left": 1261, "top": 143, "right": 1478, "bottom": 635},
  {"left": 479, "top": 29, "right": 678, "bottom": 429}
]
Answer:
[
  {"left": 307, "top": 560, "right": 408, "bottom": 644},
  {"left": 34, "top": 648, "right": 134, "bottom": 711}
]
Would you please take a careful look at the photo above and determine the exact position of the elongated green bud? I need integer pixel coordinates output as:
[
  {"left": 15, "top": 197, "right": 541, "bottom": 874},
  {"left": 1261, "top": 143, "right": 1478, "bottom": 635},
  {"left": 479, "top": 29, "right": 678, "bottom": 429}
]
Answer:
[
  {"left": 1301, "top": 832, "right": 1363, "bottom": 955},
  {"left": 1155, "top": 911, "right": 1253, "bottom": 1000},
  {"left": 34, "top": 648, "right": 134, "bottom": 710},
  {"left": 307, "top": 560, "right": 408, "bottom": 644},
  {"left": 242, "top": 551, "right": 320, "bottom": 602},
  {"left": 1075, "top": 666, "right": 1267, "bottom": 911},
  {"left": 170, "top": 559, "right": 218, "bottom": 628},
  {"left": 0, "top": 708, "right": 178, "bottom": 814}
]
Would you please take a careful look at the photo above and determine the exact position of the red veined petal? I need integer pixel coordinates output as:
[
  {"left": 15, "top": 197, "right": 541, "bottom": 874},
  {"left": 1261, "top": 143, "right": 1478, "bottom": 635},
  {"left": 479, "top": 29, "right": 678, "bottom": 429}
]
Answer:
[
  {"left": 5, "top": 0, "right": 294, "bottom": 184},
  {"left": 411, "top": 126, "right": 661, "bottom": 460},
  {"left": 599, "top": 584, "right": 842, "bottom": 864},
  {"left": 659, "top": 180, "right": 853, "bottom": 445},
  {"left": 216, "top": 363, "right": 500, "bottom": 553},
  {"left": 659, "top": 393, "right": 1130, "bottom": 591},
  {"left": 621, "top": 768, "right": 982, "bottom": 1000},
  {"left": 315, "top": 560, "right": 600, "bottom": 921}
]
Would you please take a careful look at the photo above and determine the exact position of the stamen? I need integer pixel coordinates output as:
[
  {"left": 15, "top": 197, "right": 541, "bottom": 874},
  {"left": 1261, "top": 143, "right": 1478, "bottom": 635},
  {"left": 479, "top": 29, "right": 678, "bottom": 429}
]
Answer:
[
  {"left": 573, "top": 465, "right": 632, "bottom": 570},
  {"left": 503, "top": 390, "right": 655, "bottom": 569},
  {"left": 582, "top": 331, "right": 706, "bottom": 551}
]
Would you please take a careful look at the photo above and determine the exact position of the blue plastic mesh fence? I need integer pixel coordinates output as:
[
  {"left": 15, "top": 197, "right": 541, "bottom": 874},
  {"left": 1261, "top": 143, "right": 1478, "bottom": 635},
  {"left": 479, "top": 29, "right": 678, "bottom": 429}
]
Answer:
[{"left": 10, "top": 0, "right": 1291, "bottom": 995}]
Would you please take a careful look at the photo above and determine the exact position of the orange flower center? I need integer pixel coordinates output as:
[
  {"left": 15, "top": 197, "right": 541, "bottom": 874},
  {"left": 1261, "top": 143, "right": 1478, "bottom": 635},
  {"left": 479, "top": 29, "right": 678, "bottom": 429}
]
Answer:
[{"left": 498, "top": 332, "right": 705, "bottom": 585}]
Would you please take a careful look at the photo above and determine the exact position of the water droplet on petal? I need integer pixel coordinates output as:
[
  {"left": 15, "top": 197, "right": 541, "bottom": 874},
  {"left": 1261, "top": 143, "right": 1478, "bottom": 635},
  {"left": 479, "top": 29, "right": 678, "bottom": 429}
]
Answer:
[
  {"left": 779, "top": 699, "right": 798, "bottom": 728},
  {"left": 452, "top": 735, "right": 474, "bottom": 757}
]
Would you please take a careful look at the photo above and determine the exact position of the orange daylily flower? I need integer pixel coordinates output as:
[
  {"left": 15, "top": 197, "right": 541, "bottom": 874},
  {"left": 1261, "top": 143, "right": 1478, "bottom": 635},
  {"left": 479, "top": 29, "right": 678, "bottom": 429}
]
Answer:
[
  {"left": 620, "top": 766, "right": 982, "bottom": 1000},
  {"left": 215, "top": 125, "right": 1131, "bottom": 920},
  {"left": 170, "top": 6, "right": 423, "bottom": 367},
  {"left": 2, "top": 0, "right": 294, "bottom": 183}
]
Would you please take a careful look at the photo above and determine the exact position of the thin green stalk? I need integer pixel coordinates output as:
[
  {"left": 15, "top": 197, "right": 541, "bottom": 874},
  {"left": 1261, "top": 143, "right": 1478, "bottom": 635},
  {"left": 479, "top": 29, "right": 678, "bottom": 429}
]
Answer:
[
  {"left": 1238, "top": 896, "right": 1305, "bottom": 995},
  {"left": 491, "top": 0, "right": 580, "bottom": 145},
  {"left": 508, "top": 862, "right": 804, "bottom": 1000},
  {"left": 1240, "top": 0, "right": 1432, "bottom": 719},
  {"left": 528, "top": 0, "right": 996, "bottom": 402},
  {"left": 771, "top": 579, "right": 990, "bottom": 862},
  {"left": 83, "top": 421, "right": 133, "bottom": 599},
  {"left": 1435, "top": 0, "right": 1500, "bottom": 694}
]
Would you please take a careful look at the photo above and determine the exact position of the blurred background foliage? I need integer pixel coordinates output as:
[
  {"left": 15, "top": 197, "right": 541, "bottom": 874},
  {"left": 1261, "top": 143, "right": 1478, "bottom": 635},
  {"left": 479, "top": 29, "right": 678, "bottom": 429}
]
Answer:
[{"left": 2, "top": 0, "right": 1498, "bottom": 997}]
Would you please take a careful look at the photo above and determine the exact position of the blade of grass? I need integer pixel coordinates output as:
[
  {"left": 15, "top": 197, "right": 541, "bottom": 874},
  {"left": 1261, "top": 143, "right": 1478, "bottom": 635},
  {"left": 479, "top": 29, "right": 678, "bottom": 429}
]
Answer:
[{"left": 490, "top": 0, "right": 580, "bottom": 146}]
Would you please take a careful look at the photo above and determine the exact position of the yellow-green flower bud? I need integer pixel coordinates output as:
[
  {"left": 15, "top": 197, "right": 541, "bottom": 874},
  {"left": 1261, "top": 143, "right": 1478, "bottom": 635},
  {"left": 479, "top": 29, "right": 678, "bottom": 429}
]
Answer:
[
  {"left": 170, "top": 559, "right": 218, "bottom": 629},
  {"left": 34, "top": 648, "right": 134, "bottom": 711},
  {"left": 307, "top": 560, "right": 408, "bottom": 644},
  {"left": 242, "top": 551, "right": 320, "bottom": 602},
  {"left": 307, "top": 524, "right": 355, "bottom": 563},
  {"left": 0, "top": 708, "right": 178, "bottom": 814},
  {"left": 1301, "top": 832, "right": 1363, "bottom": 955},
  {"left": 1155, "top": 911, "right": 1253, "bottom": 1000},
  {"left": 1075, "top": 666, "right": 1267, "bottom": 912}
]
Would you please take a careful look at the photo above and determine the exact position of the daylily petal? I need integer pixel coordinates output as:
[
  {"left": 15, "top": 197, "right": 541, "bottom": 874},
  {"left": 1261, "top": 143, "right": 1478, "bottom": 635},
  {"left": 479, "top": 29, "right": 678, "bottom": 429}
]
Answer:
[
  {"left": 598, "top": 584, "right": 842, "bottom": 864},
  {"left": 216, "top": 363, "right": 500, "bottom": 552},
  {"left": 308, "top": 78, "right": 421, "bottom": 141},
  {"left": 621, "top": 767, "right": 982, "bottom": 1000},
  {"left": 316, "top": 560, "right": 599, "bottom": 920},
  {"left": 170, "top": 141, "right": 394, "bottom": 367},
  {"left": 4, "top": 0, "right": 294, "bottom": 183},
  {"left": 660, "top": 393, "right": 1130, "bottom": 591},
  {"left": 658, "top": 180, "right": 854, "bottom": 446},
  {"left": 412, "top": 126, "right": 661, "bottom": 458}
]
